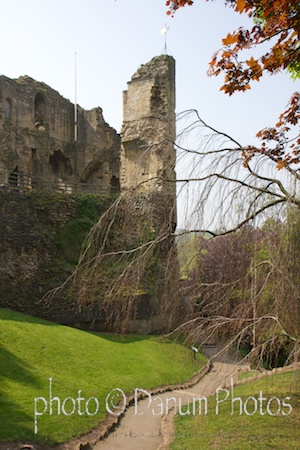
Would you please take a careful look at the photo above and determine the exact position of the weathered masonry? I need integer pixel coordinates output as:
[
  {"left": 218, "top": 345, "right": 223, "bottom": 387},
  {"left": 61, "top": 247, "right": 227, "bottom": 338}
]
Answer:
[
  {"left": 0, "top": 55, "right": 180, "bottom": 333},
  {"left": 110, "top": 54, "right": 179, "bottom": 332},
  {"left": 0, "top": 55, "right": 176, "bottom": 200},
  {"left": 0, "top": 75, "right": 120, "bottom": 194},
  {"left": 121, "top": 56, "right": 176, "bottom": 193}
]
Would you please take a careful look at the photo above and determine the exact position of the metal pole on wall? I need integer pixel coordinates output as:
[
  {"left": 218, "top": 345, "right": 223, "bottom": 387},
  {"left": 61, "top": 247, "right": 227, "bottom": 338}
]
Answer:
[
  {"left": 74, "top": 51, "right": 78, "bottom": 191},
  {"left": 74, "top": 51, "right": 78, "bottom": 143}
]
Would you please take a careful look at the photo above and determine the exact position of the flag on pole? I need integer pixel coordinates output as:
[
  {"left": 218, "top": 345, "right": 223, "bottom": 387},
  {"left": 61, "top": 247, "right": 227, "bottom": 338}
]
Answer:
[
  {"left": 160, "top": 25, "right": 168, "bottom": 35},
  {"left": 160, "top": 23, "right": 171, "bottom": 55}
]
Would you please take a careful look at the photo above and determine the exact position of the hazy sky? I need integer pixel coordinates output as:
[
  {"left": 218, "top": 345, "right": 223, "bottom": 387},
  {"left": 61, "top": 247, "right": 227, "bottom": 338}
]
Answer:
[{"left": 1, "top": 0, "right": 297, "bottom": 142}]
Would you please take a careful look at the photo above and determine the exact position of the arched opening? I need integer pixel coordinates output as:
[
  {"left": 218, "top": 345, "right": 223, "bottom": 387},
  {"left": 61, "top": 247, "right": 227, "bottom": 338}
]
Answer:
[
  {"left": 80, "top": 160, "right": 103, "bottom": 184},
  {"left": 49, "top": 150, "right": 73, "bottom": 178},
  {"left": 4, "top": 98, "right": 12, "bottom": 120},
  {"left": 110, "top": 175, "right": 120, "bottom": 193},
  {"left": 34, "top": 93, "right": 46, "bottom": 128}
]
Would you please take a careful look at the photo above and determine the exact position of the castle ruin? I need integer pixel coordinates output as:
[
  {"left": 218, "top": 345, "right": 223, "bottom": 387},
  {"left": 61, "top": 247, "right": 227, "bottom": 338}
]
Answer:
[
  {"left": 0, "top": 74, "right": 120, "bottom": 194},
  {"left": 0, "top": 55, "right": 179, "bottom": 333}
]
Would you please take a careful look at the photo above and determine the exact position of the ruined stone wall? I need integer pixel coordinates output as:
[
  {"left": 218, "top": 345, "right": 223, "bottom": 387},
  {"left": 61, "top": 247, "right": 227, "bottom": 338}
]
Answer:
[
  {"left": 108, "top": 191, "right": 181, "bottom": 333},
  {"left": 0, "top": 76, "right": 120, "bottom": 194},
  {"left": 120, "top": 55, "right": 176, "bottom": 203},
  {"left": 0, "top": 55, "right": 181, "bottom": 334},
  {"left": 78, "top": 107, "right": 120, "bottom": 192},
  {"left": 0, "top": 186, "right": 116, "bottom": 323},
  {"left": 108, "top": 55, "right": 181, "bottom": 333}
]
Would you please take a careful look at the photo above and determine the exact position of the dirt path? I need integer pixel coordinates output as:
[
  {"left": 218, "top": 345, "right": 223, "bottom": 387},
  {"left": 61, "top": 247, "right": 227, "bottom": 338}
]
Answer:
[{"left": 93, "top": 346, "right": 247, "bottom": 450}]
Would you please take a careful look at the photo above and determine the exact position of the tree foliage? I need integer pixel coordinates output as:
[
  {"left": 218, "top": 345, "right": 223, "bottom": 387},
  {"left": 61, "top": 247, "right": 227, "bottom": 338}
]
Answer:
[
  {"left": 173, "top": 102, "right": 300, "bottom": 366},
  {"left": 168, "top": 1, "right": 300, "bottom": 365},
  {"left": 167, "top": 0, "right": 300, "bottom": 170},
  {"left": 179, "top": 214, "right": 300, "bottom": 368}
]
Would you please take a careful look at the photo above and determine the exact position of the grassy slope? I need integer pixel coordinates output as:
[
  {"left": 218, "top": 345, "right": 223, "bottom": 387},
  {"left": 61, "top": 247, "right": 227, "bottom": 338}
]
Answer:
[
  {"left": 0, "top": 308, "right": 205, "bottom": 444},
  {"left": 171, "top": 371, "right": 300, "bottom": 450}
]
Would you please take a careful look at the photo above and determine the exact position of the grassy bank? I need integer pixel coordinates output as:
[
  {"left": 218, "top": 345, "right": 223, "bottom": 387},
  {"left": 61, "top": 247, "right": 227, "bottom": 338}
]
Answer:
[
  {"left": 0, "top": 308, "right": 205, "bottom": 444},
  {"left": 171, "top": 371, "right": 300, "bottom": 449}
]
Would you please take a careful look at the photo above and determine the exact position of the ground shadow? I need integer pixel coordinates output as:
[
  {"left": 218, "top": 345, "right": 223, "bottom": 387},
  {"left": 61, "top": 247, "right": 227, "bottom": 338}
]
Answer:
[{"left": 0, "top": 344, "right": 41, "bottom": 441}]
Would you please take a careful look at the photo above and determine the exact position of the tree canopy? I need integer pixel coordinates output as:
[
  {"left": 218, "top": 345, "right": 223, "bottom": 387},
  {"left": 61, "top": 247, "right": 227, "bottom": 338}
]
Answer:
[
  {"left": 167, "top": 0, "right": 300, "bottom": 169},
  {"left": 167, "top": 0, "right": 300, "bottom": 83}
]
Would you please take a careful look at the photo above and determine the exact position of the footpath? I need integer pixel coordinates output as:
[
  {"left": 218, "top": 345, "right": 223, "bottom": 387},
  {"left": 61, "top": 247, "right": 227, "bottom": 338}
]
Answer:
[
  {"left": 92, "top": 346, "right": 246, "bottom": 450},
  {"left": 3, "top": 347, "right": 298, "bottom": 450}
]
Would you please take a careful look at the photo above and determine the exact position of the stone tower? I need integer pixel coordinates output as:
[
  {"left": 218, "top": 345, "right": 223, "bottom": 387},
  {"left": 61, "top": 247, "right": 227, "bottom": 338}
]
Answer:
[
  {"left": 120, "top": 55, "right": 176, "bottom": 216},
  {"left": 114, "top": 55, "right": 179, "bottom": 333}
]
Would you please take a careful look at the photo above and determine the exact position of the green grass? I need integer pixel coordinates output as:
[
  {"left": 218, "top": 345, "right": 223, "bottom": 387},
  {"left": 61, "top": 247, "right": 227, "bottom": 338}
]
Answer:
[
  {"left": 0, "top": 308, "right": 206, "bottom": 445},
  {"left": 171, "top": 371, "right": 300, "bottom": 449},
  {"left": 237, "top": 370, "right": 259, "bottom": 380}
]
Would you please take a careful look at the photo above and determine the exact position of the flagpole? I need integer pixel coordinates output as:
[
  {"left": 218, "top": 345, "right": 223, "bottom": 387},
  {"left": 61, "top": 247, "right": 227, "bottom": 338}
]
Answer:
[
  {"left": 160, "top": 24, "right": 170, "bottom": 55},
  {"left": 74, "top": 52, "right": 78, "bottom": 143},
  {"left": 74, "top": 52, "right": 78, "bottom": 188}
]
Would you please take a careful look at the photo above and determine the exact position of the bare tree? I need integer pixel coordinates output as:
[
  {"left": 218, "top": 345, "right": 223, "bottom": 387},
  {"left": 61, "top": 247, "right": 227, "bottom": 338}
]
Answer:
[
  {"left": 175, "top": 109, "right": 300, "bottom": 234},
  {"left": 42, "top": 184, "right": 181, "bottom": 334},
  {"left": 41, "top": 107, "right": 300, "bottom": 367},
  {"left": 171, "top": 109, "right": 300, "bottom": 368}
]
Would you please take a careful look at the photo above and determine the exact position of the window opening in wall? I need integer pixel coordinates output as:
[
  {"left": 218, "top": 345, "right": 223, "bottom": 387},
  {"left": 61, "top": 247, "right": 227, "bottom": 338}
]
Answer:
[
  {"left": 8, "top": 166, "right": 18, "bottom": 186},
  {"left": 4, "top": 98, "right": 12, "bottom": 120},
  {"left": 110, "top": 175, "right": 120, "bottom": 193},
  {"left": 49, "top": 150, "right": 73, "bottom": 178},
  {"left": 34, "top": 93, "right": 46, "bottom": 129},
  {"left": 31, "top": 149, "right": 39, "bottom": 188}
]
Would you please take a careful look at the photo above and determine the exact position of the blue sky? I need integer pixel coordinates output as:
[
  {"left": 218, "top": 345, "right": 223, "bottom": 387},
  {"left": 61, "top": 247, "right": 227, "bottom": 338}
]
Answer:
[{"left": 1, "top": 0, "right": 297, "bottom": 142}]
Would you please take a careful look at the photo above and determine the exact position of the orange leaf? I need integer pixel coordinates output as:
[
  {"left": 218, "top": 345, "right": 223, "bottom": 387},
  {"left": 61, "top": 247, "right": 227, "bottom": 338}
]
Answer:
[
  {"left": 222, "top": 51, "right": 232, "bottom": 59},
  {"left": 235, "top": 0, "right": 246, "bottom": 13},
  {"left": 246, "top": 57, "right": 262, "bottom": 80},
  {"left": 222, "top": 33, "right": 238, "bottom": 46},
  {"left": 277, "top": 160, "right": 286, "bottom": 170},
  {"left": 246, "top": 56, "right": 257, "bottom": 68}
]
